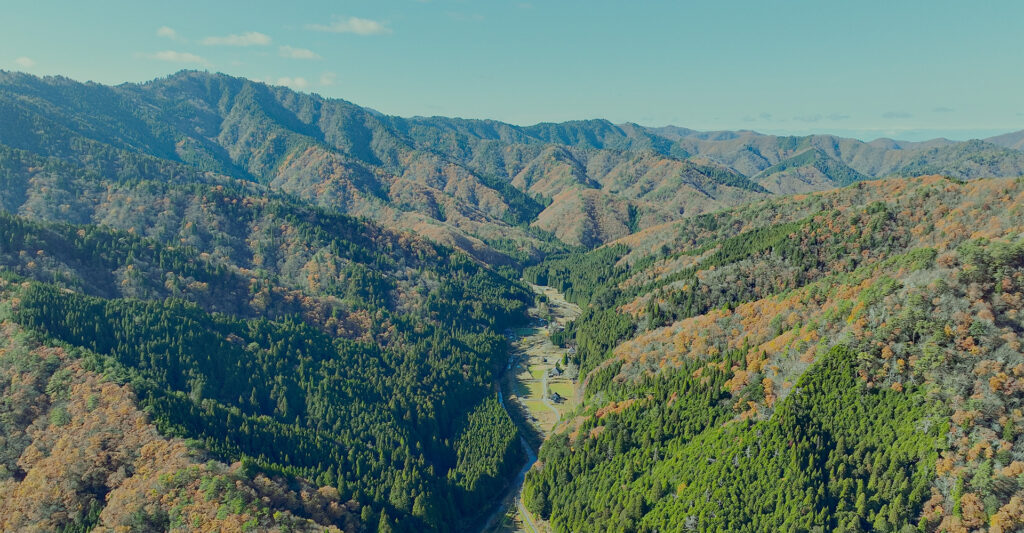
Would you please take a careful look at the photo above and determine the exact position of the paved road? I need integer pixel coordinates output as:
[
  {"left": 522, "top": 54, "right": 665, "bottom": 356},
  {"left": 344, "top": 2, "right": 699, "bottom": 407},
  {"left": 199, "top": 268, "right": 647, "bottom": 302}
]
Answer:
[
  {"left": 513, "top": 436, "right": 540, "bottom": 533},
  {"left": 515, "top": 487, "right": 541, "bottom": 533}
]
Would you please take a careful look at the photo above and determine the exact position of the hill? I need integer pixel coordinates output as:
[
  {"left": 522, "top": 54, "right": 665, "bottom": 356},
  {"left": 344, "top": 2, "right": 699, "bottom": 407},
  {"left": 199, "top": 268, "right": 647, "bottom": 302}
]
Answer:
[
  {"left": 523, "top": 175, "right": 1024, "bottom": 532},
  {"left": 987, "top": 130, "right": 1024, "bottom": 151},
  {"left": 0, "top": 153, "right": 533, "bottom": 531}
]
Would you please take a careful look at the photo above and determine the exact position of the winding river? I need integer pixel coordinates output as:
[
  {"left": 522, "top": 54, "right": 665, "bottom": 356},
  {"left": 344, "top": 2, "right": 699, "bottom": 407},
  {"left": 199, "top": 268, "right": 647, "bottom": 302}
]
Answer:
[{"left": 479, "top": 283, "right": 581, "bottom": 533}]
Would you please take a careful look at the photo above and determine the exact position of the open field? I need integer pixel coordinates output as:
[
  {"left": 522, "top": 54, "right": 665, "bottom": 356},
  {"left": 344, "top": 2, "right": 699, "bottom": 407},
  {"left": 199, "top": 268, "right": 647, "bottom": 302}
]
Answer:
[
  {"left": 488, "top": 284, "right": 581, "bottom": 533},
  {"left": 503, "top": 284, "right": 582, "bottom": 435}
]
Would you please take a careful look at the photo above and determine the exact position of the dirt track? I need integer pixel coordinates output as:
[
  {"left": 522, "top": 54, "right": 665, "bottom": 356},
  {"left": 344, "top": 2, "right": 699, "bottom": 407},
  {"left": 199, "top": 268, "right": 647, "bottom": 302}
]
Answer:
[{"left": 482, "top": 284, "right": 581, "bottom": 533}]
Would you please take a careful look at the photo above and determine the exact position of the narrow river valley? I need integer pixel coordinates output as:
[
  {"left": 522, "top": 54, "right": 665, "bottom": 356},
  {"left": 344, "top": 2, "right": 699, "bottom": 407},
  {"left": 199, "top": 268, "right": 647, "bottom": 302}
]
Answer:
[{"left": 480, "top": 283, "right": 582, "bottom": 533}]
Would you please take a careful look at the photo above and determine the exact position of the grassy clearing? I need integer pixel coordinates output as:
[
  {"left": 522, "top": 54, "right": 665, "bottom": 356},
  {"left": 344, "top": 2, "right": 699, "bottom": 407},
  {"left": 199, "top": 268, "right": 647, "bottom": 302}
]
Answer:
[
  {"left": 507, "top": 283, "right": 583, "bottom": 435},
  {"left": 548, "top": 382, "right": 574, "bottom": 398},
  {"left": 511, "top": 380, "right": 529, "bottom": 397}
]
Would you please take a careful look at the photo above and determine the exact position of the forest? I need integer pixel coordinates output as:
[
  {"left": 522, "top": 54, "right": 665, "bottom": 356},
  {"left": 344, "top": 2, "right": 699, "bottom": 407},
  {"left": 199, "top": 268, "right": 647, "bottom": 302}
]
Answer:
[
  {"left": 0, "top": 182, "right": 532, "bottom": 532},
  {"left": 523, "top": 176, "right": 1024, "bottom": 532},
  {"left": 2, "top": 69, "right": 1024, "bottom": 533}
]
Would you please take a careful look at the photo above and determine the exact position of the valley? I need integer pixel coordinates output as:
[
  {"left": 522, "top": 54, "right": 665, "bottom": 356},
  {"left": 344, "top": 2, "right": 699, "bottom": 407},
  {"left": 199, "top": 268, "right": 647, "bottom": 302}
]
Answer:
[
  {"left": 483, "top": 284, "right": 581, "bottom": 533},
  {"left": 0, "top": 68, "right": 1022, "bottom": 532},
  {"left": 506, "top": 284, "right": 582, "bottom": 436}
]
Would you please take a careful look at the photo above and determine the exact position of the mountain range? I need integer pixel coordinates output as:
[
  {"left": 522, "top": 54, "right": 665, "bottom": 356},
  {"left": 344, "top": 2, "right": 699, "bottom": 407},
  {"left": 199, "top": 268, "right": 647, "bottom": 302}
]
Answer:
[
  {"left": 2, "top": 70, "right": 1022, "bottom": 258},
  {"left": 1, "top": 69, "right": 1024, "bottom": 532}
]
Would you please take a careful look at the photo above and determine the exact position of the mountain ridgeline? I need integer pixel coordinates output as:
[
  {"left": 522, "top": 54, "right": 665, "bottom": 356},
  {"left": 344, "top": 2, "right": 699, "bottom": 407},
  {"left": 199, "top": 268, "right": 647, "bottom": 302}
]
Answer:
[
  {"left": 0, "top": 69, "right": 1023, "bottom": 532},
  {"left": 2, "top": 70, "right": 1023, "bottom": 257}
]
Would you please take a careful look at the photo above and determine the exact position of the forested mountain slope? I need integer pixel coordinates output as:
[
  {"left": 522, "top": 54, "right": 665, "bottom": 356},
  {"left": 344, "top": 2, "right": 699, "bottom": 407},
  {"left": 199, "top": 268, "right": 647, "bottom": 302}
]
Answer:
[
  {"left": 523, "top": 176, "right": 1024, "bottom": 532},
  {"left": 1, "top": 68, "right": 1023, "bottom": 532},
  {"left": 2, "top": 70, "right": 1021, "bottom": 254},
  {"left": 0, "top": 155, "right": 532, "bottom": 531},
  {"left": 0, "top": 310, "right": 360, "bottom": 532}
]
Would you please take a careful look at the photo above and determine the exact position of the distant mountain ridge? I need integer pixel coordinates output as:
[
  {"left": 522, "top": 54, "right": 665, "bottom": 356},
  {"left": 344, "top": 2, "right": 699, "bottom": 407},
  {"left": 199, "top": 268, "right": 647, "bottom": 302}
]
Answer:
[
  {"left": 0, "top": 69, "right": 1022, "bottom": 256},
  {"left": 3, "top": 68, "right": 1024, "bottom": 533}
]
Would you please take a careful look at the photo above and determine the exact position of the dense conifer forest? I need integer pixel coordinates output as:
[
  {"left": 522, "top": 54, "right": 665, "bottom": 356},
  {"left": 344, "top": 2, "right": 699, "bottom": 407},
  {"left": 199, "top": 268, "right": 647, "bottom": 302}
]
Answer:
[
  {"left": 1, "top": 70, "right": 1024, "bottom": 532},
  {"left": 523, "top": 176, "right": 1024, "bottom": 532},
  {"left": 0, "top": 165, "right": 532, "bottom": 530}
]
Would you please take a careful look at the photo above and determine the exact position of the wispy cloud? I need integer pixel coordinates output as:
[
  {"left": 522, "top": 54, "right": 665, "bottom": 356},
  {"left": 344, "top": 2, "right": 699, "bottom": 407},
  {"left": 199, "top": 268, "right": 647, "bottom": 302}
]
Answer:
[
  {"left": 279, "top": 46, "right": 320, "bottom": 59},
  {"left": 265, "top": 76, "right": 310, "bottom": 90},
  {"left": 319, "top": 72, "right": 337, "bottom": 86},
  {"left": 307, "top": 16, "right": 392, "bottom": 35},
  {"left": 139, "top": 50, "right": 209, "bottom": 65},
  {"left": 15, "top": 57, "right": 35, "bottom": 68},
  {"left": 882, "top": 111, "right": 913, "bottom": 119},
  {"left": 794, "top": 114, "right": 822, "bottom": 123},
  {"left": 932, "top": 106, "right": 955, "bottom": 113},
  {"left": 828, "top": 113, "right": 850, "bottom": 121},
  {"left": 759, "top": 112, "right": 773, "bottom": 120},
  {"left": 201, "top": 32, "right": 271, "bottom": 46},
  {"left": 157, "top": 26, "right": 179, "bottom": 40}
]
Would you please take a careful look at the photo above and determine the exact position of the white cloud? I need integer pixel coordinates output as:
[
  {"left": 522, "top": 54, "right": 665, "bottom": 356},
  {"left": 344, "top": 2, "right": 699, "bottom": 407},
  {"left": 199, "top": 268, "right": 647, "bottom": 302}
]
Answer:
[
  {"left": 267, "top": 76, "right": 310, "bottom": 90},
  {"left": 201, "top": 32, "right": 271, "bottom": 46},
  {"left": 14, "top": 57, "right": 35, "bottom": 68},
  {"left": 307, "top": 16, "right": 391, "bottom": 35},
  {"left": 139, "top": 50, "right": 209, "bottom": 65},
  {"left": 279, "top": 46, "right": 320, "bottom": 59},
  {"left": 319, "top": 72, "right": 337, "bottom": 86},
  {"left": 157, "top": 26, "right": 178, "bottom": 39}
]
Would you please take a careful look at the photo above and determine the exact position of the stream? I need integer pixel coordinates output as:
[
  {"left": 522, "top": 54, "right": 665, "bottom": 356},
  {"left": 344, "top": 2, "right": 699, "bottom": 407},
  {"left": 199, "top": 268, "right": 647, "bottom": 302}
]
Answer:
[{"left": 478, "top": 283, "right": 581, "bottom": 533}]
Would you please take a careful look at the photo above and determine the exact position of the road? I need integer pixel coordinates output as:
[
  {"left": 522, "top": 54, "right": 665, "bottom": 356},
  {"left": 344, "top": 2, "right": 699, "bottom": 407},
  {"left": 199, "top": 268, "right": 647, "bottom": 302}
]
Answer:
[
  {"left": 480, "top": 283, "right": 579, "bottom": 533},
  {"left": 479, "top": 392, "right": 540, "bottom": 533},
  {"left": 515, "top": 480, "right": 541, "bottom": 533},
  {"left": 540, "top": 370, "right": 561, "bottom": 427}
]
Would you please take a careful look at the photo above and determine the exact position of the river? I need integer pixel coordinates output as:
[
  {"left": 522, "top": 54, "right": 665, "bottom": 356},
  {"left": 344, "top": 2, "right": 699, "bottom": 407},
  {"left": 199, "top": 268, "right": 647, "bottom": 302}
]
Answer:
[{"left": 478, "top": 283, "right": 581, "bottom": 533}]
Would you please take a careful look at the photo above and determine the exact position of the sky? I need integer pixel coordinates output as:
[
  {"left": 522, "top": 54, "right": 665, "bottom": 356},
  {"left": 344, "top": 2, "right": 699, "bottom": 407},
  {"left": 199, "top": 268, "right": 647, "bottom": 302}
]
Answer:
[{"left": 2, "top": 0, "right": 1022, "bottom": 142}]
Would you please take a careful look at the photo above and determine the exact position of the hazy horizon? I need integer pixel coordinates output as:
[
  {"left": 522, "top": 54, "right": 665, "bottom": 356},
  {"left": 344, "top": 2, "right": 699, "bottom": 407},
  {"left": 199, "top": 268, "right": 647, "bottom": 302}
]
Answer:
[
  {"left": 5, "top": 67, "right": 1019, "bottom": 145},
  {"left": 3, "top": 0, "right": 1021, "bottom": 142}
]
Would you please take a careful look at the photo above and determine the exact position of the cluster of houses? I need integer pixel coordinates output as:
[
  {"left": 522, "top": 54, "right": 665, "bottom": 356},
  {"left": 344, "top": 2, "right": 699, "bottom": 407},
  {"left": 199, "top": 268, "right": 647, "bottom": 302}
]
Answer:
[{"left": 500, "top": 325, "right": 578, "bottom": 417}]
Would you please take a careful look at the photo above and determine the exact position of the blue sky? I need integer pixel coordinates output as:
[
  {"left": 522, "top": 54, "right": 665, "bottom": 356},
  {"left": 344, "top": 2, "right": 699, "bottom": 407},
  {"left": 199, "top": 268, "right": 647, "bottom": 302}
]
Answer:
[{"left": 3, "top": 0, "right": 1022, "bottom": 141}]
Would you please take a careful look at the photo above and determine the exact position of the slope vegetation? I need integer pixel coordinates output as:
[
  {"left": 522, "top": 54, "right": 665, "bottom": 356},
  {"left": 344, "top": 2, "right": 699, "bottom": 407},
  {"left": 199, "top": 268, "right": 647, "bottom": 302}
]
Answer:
[
  {"left": 0, "top": 165, "right": 532, "bottom": 531},
  {"left": 524, "top": 176, "right": 1024, "bottom": 532}
]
